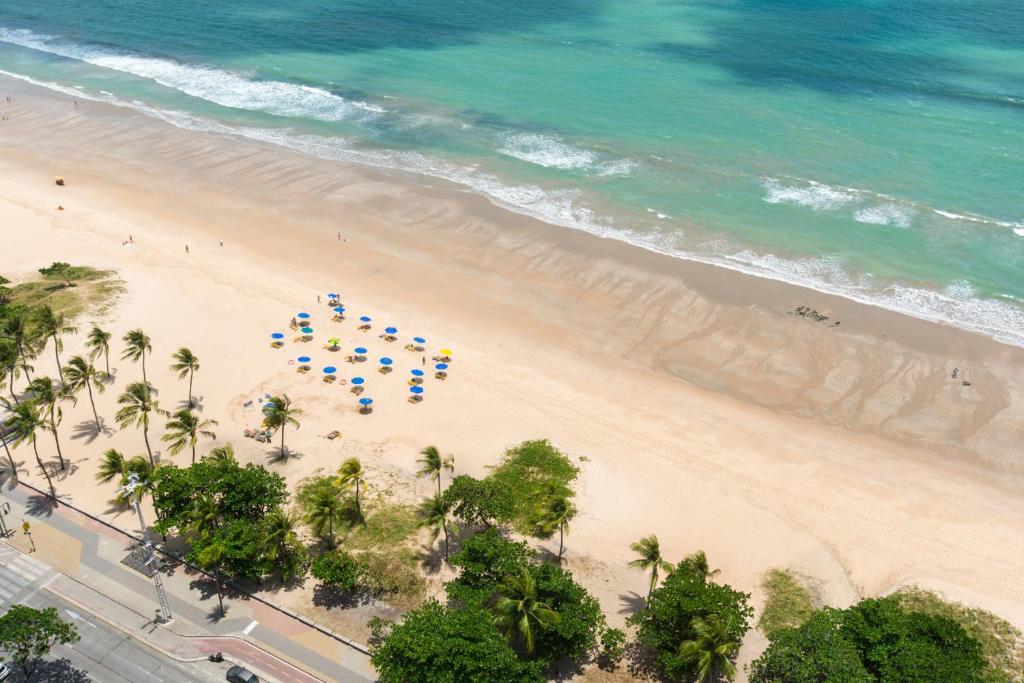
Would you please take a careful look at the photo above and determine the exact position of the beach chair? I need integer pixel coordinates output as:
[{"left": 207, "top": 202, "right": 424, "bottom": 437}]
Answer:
[
  {"left": 351, "top": 386, "right": 364, "bottom": 396},
  {"left": 358, "top": 324, "right": 371, "bottom": 331},
  {"left": 379, "top": 366, "right": 392, "bottom": 374},
  {"left": 271, "top": 341, "right": 284, "bottom": 349},
  {"left": 323, "top": 375, "right": 336, "bottom": 384},
  {"left": 408, "top": 395, "right": 423, "bottom": 404},
  {"left": 435, "top": 371, "right": 448, "bottom": 380},
  {"left": 297, "top": 365, "right": 310, "bottom": 374}
]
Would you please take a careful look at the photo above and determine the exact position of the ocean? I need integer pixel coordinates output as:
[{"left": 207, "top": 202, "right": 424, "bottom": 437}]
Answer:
[{"left": 1, "top": 0, "right": 1022, "bottom": 344}]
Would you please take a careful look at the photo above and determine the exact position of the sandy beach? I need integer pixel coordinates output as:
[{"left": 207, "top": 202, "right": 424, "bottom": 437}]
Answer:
[{"left": 3, "top": 76, "right": 1024, "bottom": 669}]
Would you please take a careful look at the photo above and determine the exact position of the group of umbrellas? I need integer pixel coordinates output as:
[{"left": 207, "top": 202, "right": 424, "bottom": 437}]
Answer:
[{"left": 269, "top": 301, "right": 453, "bottom": 413}]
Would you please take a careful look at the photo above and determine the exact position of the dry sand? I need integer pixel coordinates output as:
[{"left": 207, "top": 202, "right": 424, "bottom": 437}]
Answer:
[{"left": 3, "top": 77, "right": 1024, "bottom": 671}]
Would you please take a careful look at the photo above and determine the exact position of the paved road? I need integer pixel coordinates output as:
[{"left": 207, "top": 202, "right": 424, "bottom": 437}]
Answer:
[{"left": 0, "top": 545, "right": 230, "bottom": 682}]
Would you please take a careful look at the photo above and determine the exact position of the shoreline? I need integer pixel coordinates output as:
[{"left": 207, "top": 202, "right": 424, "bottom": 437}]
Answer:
[{"left": 4, "top": 73, "right": 1024, "bottom": 645}]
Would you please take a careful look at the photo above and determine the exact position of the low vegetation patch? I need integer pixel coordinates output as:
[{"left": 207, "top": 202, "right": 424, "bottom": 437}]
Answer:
[
  {"left": 758, "top": 568, "right": 816, "bottom": 638},
  {"left": 8, "top": 265, "right": 123, "bottom": 318},
  {"left": 343, "top": 499, "right": 419, "bottom": 551},
  {"left": 487, "top": 439, "right": 579, "bottom": 535}
]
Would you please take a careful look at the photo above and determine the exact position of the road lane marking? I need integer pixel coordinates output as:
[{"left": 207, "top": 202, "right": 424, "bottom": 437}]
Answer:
[{"left": 242, "top": 619, "right": 259, "bottom": 635}]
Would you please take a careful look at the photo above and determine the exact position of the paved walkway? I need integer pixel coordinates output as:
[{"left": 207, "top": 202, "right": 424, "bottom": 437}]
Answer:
[{"left": 0, "top": 482, "right": 375, "bottom": 682}]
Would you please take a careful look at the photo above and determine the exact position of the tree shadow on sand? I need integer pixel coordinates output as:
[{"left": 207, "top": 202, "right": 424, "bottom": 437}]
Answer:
[
  {"left": 0, "top": 460, "right": 26, "bottom": 489},
  {"left": 176, "top": 397, "right": 203, "bottom": 412},
  {"left": 619, "top": 590, "right": 647, "bottom": 616},
  {"left": 71, "top": 418, "right": 113, "bottom": 445},
  {"left": 312, "top": 583, "right": 377, "bottom": 610},
  {"left": 25, "top": 493, "right": 61, "bottom": 517},
  {"left": 265, "top": 447, "right": 303, "bottom": 465}
]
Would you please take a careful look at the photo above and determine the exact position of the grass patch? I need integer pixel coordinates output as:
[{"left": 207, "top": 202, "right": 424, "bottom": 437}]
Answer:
[
  {"left": 343, "top": 499, "right": 419, "bottom": 551},
  {"left": 487, "top": 439, "right": 579, "bottom": 535},
  {"left": 8, "top": 266, "right": 123, "bottom": 319},
  {"left": 758, "top": 568, "right": 816, "bottom": 638},
  {"left": 359, "top": 548, "right": 427, "bottom": 611},
  {"left": 894, "top": 587, "right": 1024, "bottom": 683}
]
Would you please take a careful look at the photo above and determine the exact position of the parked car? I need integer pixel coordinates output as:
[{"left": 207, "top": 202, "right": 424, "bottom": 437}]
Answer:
[
  {"left": 0, "top": 662, "right": 10, "bottom": 681},
  {"left": 226, "top": 665, "right": 259, "bottom": 683}
]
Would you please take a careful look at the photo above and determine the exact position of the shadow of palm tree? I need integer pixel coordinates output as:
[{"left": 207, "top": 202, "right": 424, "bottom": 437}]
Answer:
[
  {"left": 265, "top": 447, "right": 302, "bottom": 465},
  {"left": 417, "top": 542, "right": 446, "bottom": 574},
  {"left": 177, "top": 397, "right": 203, "bottom": 412},
  {"left": 312, "top": 583, "right": 376, "bottom": 609},
  {"left": 25, "top": 493, "right": 60, "bottom": 517},
  {"left": 71, "top": 418, "right": 112, "bottom": 444},
  {"left": 619, "top": 591, "right": 647, "bottom": 616},
  {"left": 206, "top": 603, "right": 229, "bottom": 623},
  {"left": 0, "top": 460, "right": 24, "bottom": 488}
]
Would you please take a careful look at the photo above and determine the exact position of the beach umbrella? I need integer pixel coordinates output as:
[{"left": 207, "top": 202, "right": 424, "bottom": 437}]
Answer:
[
  {"left": 323, "top": 366, "right": 337, "bottom": 374},
  {"left": 301, "top": 327, "right": 314, "bottom": 334},
  {"left": 435, "top": 363, "right": 449, "bottom": 371},
  {"left": 351, "top": 377, "right": 365, "bottom": 385},
  {"left": 359, "top": 398, "right": 373, "bottom": 406},
  {"left": 263, "top": 402, "right": 275, "bottom": 409},
  {"left": 328, "top": 338, "right": 340, "bottom": 346},
  {"left": 297, "top": 312, "right": 310, "bottom": 319},
  {"left": 379, "top": 357, "right": 393, "bottom": 366},
  {"left": 413, "top": 337, "right": 426, "bottom": 344},
  {"left": 385, "top": 327, "right": 398, "bottom": 335},
  {"left": 411, "top": 369, "right": 424, "bottom": 377},
  {"left": 327, "top": 293, "right": 338, "bottom": 298},
  {"left": 440, "top": 348, "right": 453, "bottom": 356},
  {"left": 297, "top": 356, "right": 311, "bottom": 363},
  {"left": 334, "top": 306, "right": 345, "bottom": 313},
  {"left": 359, "top": 316, "right": 372, "bottom": 323},
  {"left": 354, "top": 347, "right": 368, "bottom": 355},
  {"left": 410, "top": 386, "right": 424, "bottom": 395},
  {"left": 271, "top": 332, "right": 284, "bottom": 339}
]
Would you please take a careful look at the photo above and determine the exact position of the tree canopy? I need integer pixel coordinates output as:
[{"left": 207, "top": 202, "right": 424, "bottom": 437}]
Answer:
[{"left": 0, "top": 604, "right": 80, "bottom": 677}]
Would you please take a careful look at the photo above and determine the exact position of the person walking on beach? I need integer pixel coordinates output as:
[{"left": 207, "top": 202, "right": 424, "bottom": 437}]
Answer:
[{"left": 185, "top": 244, "right": 190, "bottom": 254}]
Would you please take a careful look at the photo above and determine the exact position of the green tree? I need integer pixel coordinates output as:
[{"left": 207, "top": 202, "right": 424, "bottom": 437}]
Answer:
[
  {"left": 4, "top": 401, "right": 57, "bottom": 499},
  {"left": 488, "top": 440, "right": 579, "bottom": 535},
  {"left": 170, "top": 347, "right": 200, "bottom": 408},
  {"left": 63, "top": 355, "right": 105, "bottom": 430},
  {"left": 447, "top": 528, "right": 535, "bottom": 608},
  {"left": 336, "top": 456, "right": 366, "bottom": 520},
  {"left": 1, "top": 307, "right": 38, "bottom": 384},
  {"left": 261, "top": 393, "right": 301, "bottom": 459},
  {"left": 27, "top": 377, "right": 70, "bottom": 471},
  {"left": 85, "top": 325, "right": 112, "bottom": 374},
  {"left": 302, "top": 479, "right": 346, "bottom": 548},
  {"left": 417, "top": 445, "right": 454, "bottom": 496},
  {"left": 34, "top": 306, "right": 76, "bottom": 383},
  {"left": 311, "top": 550, "right": 361, "bottom": 591},
  {"left": 95, "top": 448, "right": 155, "bottom": 505},
  {"left": 629, "top": 534, "right": 673, "bottom": 600},
  {"left": 370, "top": 600, "right": 542, "bottom": 683},
  {"left": 115, "top": 381, "right": 167, "bottom": 466},
  {"left": 196, "top": 537, "right": 228, "bottom": 616},
  {"left": 0, "top": 397, "right": 20, "bottom": 478},
  {"left": 492, "top": 569, "right": 560, "bottom": 654},
  {"left": 678, "top": 614, "right": 741, "bottom": 682},
  {"left": 679, "top": 550, "right": 720, "bottom": 583},
  {"left": 418, "top": 493, "right": 456, "bottom": 561},
  {"left": 37, "top": 262, "right": 74, "bottom": 288},
  {"left": 628, "top": 558, "right": 753, "bottom": 681},
  {"left": 204, "top": 444, "right": 237, "bottom": 463},
  {"left": 121, "top": 329, "right": 152, "bottom": 383},
  {"left": 0, "top": 340, "right": 25, "bottom": 404},
  {"left": 443, "top": 475, "right": 516, "bottom": 529},
  {"left": 162, "top": 408, "right": 217, "bottom": 463},
  {"left": 534, "top": 494, "right": 576, "bottom": 563},
  {"left": 0, "top": 604, "right": 80, "bottom": 678},
  {"left": 749, "top": 609, "right": 872, "bottom": 683},
  {"left": 262, "top": 507, "right": 306, "bottom": 580}
]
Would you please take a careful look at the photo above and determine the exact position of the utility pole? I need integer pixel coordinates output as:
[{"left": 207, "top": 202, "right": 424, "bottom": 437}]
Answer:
[{"left": 118, "top": 474, "right": 172, "bottom": 623}]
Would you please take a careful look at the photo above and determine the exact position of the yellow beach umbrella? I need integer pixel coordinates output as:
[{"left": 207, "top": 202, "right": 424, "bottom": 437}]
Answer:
[{"left": 440, "top": 348, "right": 453, "bottom": 356}]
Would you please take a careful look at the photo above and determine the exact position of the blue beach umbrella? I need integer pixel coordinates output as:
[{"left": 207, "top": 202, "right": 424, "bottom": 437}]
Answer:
[
  {"left": 410, "top": 369, "right": 424, "bottom": 377},
  {"left": 359, "top": 316, "right": 371, "bottom": 323},
  {"left": 263, "top": 402, "right": 275, "bottom": 409},
  {"left": 351, "top": 377, "right": 365, "bottom": 385},
  {"left": 301, "top": 327, "right": 314, "bottom": 334},
  {"left": 323, "top": 366, "right": 337, "bottom": 374},
  {"left": 334, "top": 306, "right": 345, "bottom": 313},
  {"left": 271, "top": 332, "right": 284, "bottom": 339},
  {"left": 410, "top": 386, "right": 424, "bottom": 395},
  {"left": 297, "top": 312, "right": 310, "bottom": 319},
  {"left": 379, "top": 357, "right": 393, "bottom": 366},
  {"left": 359, "top": 397, "right": 373, "bottom": 406},
  {"left": 385, "top": 327, "right": 398, "bottom": 335},
  {"left": 413, "top": 337, "right": 425, "bottom": 344},
  {"left": 354, "top": 347, "right": 368, "bottom": 355},
  {"left": 327, "top": 293, "right": 338, "bottom": 298},
  {"left": 297, "top": 356, "right": 311, "bottom": 363},
  {"left": 435, "top": 363, "right": 449, "bottom": 371}
]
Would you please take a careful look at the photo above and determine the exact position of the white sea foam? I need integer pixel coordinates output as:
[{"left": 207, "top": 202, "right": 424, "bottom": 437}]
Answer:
[
  {"left": 761, "top": 177, "right": 859, "bottom": 210},
  {"left": 0, "top": 27, "right": 384, "bottom": 121},
  {"left": 854, "top": 203, "right": 913, "bottom": 228},
  {"left": 934, "top": 208, "right": 1024, "bottom": 229},
  {"left": 1014, "top": 228, "right": 1024, "bottom": 237},
  {"left": 498, "top": 133, "right": 598, "bottom": 170},
  {"left": 5, "top": 67, "right": 1024, "bottom": 348}
]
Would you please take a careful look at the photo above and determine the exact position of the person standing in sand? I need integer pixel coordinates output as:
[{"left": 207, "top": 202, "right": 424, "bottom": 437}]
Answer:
[{"left": 185, "top": 244, "right": 189, "bottom": 254}]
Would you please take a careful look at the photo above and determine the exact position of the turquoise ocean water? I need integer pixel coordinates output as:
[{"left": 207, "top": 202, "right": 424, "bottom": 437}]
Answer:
[{"left": 1, "top": 1, "right": 1022, "bottom": 343}]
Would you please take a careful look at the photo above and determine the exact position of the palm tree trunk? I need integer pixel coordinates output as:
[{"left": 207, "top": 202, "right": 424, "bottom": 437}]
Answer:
[
  {"left": 216, "top": 572, "right": 225, "bottom": 615},
  {"left": 32, "top": 438, "right": 56, "bottom": 500},
  {"left": 52, "top": 334, "right": 64, "bottom": 383},
  {"left": 85, "top": 380, "right": 100, "bottom": 429},
  {"left": 192, "top": 441, "right": 197, "bottom": 464},
  {"left": 141, "top": 350, "right": 147, "bottom": 384},
  {"left": 442, "top": 519, "right": 449, "bottom": 560},
  {"left": 1, "top": 435, "right": 17, "bottom": 480},
  {"left": 188, "top": 368, "right": 194, "bottom": 408},
  {"left": 355, "top": 480, "right": 361, "bottom": 519},
  {"left": 104, "top": 348, "right": 110, "bottom": 375},
  {"left": 328, "top": 517, "right": 334, "bottom": 548},
  {"left": 8, "top": 370, "right": 18, "bottom": 404},
  {"left": 143, "top": 423, "right": 154, "bottom": 466},
  {"left": 648, "top": 570, "right": 657, "bottom": 601},
  {"left": 437, "top": 474, "right": 441, "bottom": 497},
  {"left": 280, "top": 424, "right": 286, "bottom": 458},
  {"left": 558, "top": 523, "right": 564, "bottom": 563},
  {"left": 17, "top": 342, "right": 32, "bottom": 382},
  {"left": 49, "top": 406, "right": 66, "bottom": 470}
]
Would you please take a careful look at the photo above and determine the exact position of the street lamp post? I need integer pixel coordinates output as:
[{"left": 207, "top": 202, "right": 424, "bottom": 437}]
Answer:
[{"left": 118, "top": 474, "right": 172, "bottom": 623}]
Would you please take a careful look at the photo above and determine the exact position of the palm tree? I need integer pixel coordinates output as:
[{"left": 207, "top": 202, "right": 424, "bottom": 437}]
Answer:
[
  {"left": 190, "top": 492, "right": 220, "bottom": 539},
  {"left": 115, "top": 381, "right": 167, "bottom": 466},
  {"left": 336, "top": 457, "right": 365, "bottom": 520},
  {"left": 4, "top": 401, "right": 56, "bottom": 500},
  {"left": 491, "top": 569, "right": 559, "bottom": 653},
  {"left": 27, "top": 377, "right": 69, "bottom": 471},
  {"left": 63, "top": 356, "right": 105, "bottom": 430},
  {"left": 1, "top": 307, "right": 38, "bottom": 384},
  {"left": 536, "top": 495, "right": 576, "bottom": 564},
  {"left": 0, "top": 341, "right": 24, "bottom": 404},
  {"left": 262, "top": 394, "right": 301, "bottom": 459},
  {"left": 85, "top": 325, "right": 112, "bottom": 375},
  {"left": 0, "top": 398, "right": 19, "bottom": 479},
  {"left": 96, "top": 449, "right": 154, "bottom": 505},
  {"left": 680, "top": 550, "right": 719, "bottom": 583},
  {"left": 204, "top": 444, "right": 236, "bottom": 463},
  {"left": 678, "top": 615, "right": 739, "bottom": 682},
  {"left": 416, "top": 445, "right": 454, "bottom": 496},
  {"left": 162, "top": 409, "right": 217, "bottom": 463},
  {"left": 121, "top": 329, "right": 152, "bottom": 384},
  {"left": 34, "top": 306, "right": 76, "bottom": 383},
  {"left": 629, "top": 534, "right": 673, "bottom": 600},
  {"left": 262, "top": 507, "right": 297, "bottom": 563},
  {"left": 170, "top": 347, "right": 200, "bottom": 408},
  {"left": 418, "top": 493, "right": 456, "bottom": 561},
  {"left": 303, "top": 482, "right": 346, "bottom": 548},
  {"left": 196, "top": 538, "right": 228, "bottom": 616}
]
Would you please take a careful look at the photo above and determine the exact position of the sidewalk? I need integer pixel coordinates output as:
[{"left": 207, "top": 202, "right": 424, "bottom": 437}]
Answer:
[{"left": 0, "top": 481, "right": 376, "bottom": 682}]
